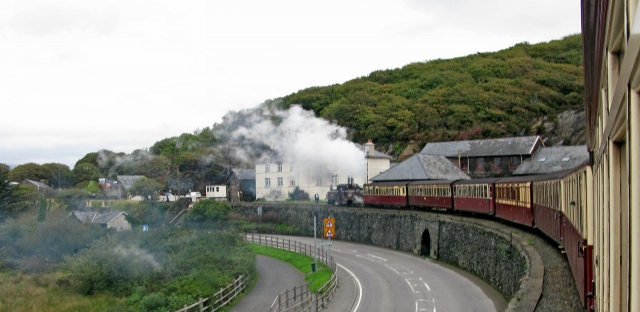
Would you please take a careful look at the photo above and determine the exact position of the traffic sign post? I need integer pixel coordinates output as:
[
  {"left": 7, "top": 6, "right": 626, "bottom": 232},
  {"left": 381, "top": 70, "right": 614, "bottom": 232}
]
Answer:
[{"left": 323, "top": 217, "right": 336, "bottom": 265}]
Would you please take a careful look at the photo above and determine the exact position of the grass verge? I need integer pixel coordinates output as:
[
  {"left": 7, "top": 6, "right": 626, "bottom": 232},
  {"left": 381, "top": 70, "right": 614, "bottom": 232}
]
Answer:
[{"left": 250, "top": 244, "right": 333, "bottom": 292}]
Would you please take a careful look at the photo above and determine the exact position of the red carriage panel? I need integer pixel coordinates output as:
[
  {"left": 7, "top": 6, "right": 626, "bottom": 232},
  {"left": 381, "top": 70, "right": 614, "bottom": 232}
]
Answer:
[
  {"left": 363, "top": 194, "right": 406, "bottom": 206},
  {"left": 564, "top": 219, "right": 592, "bottom": 307},
  {"left": 363, "top": 182, "right": 408, "bottom": 207},
  {"left": 533, "top": 204, "right": 564, "bottom": 246},
  {"left": 495, "top": 202, "right": 534, "bottom": 226},
  {"left": 454, "top": 197, "right": 494, "bottom": 214},
  {"left": 409, "top": 195, "right": 452, "bottom": 209},
  {"left": 452, "top": 179, "right": 499, "bottom": 215},
  {"left": 407, "top": 180, "right": 456, "bottom": 210}
]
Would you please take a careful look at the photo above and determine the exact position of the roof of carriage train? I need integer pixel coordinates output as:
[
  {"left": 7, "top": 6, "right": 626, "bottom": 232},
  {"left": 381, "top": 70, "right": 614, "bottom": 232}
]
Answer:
[
  {"left": 420, "top": 136, "right": 542, "bottom": 157},
  {"left": 370, "top": 154, "right": 470, "bottom": 182},
  {"left": 452, "top": 177, "right": 502, "bottom": 185},
  {"left": 512, "top": 145, "right": 590, "bottom": 175},
  {"left": 407, "top": 179, "right": 459, "bottom": 186}
]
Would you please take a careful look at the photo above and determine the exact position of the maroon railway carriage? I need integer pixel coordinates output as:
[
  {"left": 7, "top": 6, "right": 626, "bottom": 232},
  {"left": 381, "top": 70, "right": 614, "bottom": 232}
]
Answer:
[
  {"left": 452, "top": 178, "right": 500, "bottom": 215},
  {"left": 531, "top": 169, "right": 572, "bottom": 247},
  {"left": 407, "top": 180, "right": 457, "bottom": 210},
  {"left": 493, "top": 175, "right": 536, "bottom": 227},
  {"left": 363, "top": 181, "right": 408, "bottom": 207}
]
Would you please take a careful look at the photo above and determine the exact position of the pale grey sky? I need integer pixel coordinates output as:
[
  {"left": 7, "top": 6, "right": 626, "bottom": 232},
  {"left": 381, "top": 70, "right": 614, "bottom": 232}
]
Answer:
[{"left": 0, "top": 0, "right": 582, "bottom": 167}]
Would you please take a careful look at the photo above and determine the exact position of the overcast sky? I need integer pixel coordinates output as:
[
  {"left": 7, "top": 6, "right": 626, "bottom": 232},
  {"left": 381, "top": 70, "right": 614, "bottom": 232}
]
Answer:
[{"left": 0, "top": 0, "right": 581, "bottom": 168}]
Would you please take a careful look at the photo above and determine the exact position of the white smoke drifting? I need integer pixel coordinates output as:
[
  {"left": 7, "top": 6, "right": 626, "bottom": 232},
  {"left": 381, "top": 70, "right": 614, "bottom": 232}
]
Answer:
[{"left": 232, "top": 105, "right": 366, "bottom": 178}]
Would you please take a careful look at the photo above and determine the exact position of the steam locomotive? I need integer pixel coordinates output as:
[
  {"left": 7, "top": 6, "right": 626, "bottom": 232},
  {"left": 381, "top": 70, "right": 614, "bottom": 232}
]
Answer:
[{"left": 326, "top": 178, "right": 363, "bottom": 206}]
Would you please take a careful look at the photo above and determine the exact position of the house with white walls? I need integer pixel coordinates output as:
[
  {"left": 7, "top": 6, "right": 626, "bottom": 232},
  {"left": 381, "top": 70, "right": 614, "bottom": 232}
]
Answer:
[{"left": 255, "top": 140, "right": 391, "bottom": 201}]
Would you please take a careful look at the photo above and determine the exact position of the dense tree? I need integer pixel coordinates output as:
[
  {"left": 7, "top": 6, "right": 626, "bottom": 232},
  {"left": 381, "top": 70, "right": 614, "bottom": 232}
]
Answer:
[
  {"left": 128, "top": 177, "right": 163, "bottom": 201},
  {"left": 75, "top": 152, "right": 99, "bottom": 168},
  {"left": 73, "top": 163, "right": 102, "bottom": 185},
  {"left": 0, "top": 163, "right": 9, "bottom": 175},
  {"left": 42, "top": 163, "right": 73, "bottom": 189},
  {"left": 7, "top": 163, "right": 54, "bottom": 184}
]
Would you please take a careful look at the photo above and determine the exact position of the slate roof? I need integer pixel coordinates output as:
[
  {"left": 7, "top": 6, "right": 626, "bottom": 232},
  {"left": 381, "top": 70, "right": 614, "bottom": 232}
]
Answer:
[
  {"left": 72, "top": 210, "right": 127, "bottom": 225},
  {"left": 420, "top": 136, "right": 542, "bottom": 157},
  {"left": 22, "top": 179, "right": 53, "bottom": 190},
  {"left": 232, "top": 169, "right": 255, "bottom": 180},
  {"left": 116, "top": 175, "right": 145, "bottom": 190},
  {"left": 513, "top": 145, "right": 590, "bottom": 175},
  {"left": 371, "top": 154, "right": 470, "bottom": 181}
]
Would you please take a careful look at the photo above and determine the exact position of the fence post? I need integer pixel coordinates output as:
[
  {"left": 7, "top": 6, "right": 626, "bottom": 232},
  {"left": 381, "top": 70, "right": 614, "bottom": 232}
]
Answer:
[
  {"left": 286, "top": 288, "right": 290, "bottom": 308},
  {"left": 199, "top": 298, "right": 204, "bottom": 311}
]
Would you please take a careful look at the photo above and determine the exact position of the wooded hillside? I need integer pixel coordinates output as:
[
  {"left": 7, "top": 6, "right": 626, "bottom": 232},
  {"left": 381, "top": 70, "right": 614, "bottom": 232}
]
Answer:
[{"left": 282, "top": 34, "right": 584, "bottom": 154}]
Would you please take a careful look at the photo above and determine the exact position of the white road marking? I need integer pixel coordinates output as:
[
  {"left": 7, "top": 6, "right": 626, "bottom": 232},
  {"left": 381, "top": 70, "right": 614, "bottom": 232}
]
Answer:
[
  {"left": 385, "top": 263, "right": 413, "bottom": 275},
  {"left": 405, "top": 278, "right": 417, "bottom": 293},
  {"left": 415, "top": 300, "right": 419, "bottom": 312},
  {"left": 367, "top": 254, "right": 387, "bottom": 261},
  {"left": 355, "top": 253, "right": 387, "bottom": 262},
  {"left": 337, "top": 263, "right": 362, "bottom": 312},
  {"left": 419, "top": 277, "right": 431, "bottom": 291}
]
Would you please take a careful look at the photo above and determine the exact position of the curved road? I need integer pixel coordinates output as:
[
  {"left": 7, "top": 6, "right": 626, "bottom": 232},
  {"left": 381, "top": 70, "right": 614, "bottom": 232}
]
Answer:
[
  {"left": 230, "top": 255, "right": 305, "bottom": 312},
  {"left": 274, "top": 235, "right": 507, "bottom": 312}
]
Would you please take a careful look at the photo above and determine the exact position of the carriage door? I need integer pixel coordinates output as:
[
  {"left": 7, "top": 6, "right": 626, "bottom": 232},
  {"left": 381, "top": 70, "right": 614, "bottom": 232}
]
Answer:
[{"left": 489, "top": 184, "right": 495, "bottom": 215}]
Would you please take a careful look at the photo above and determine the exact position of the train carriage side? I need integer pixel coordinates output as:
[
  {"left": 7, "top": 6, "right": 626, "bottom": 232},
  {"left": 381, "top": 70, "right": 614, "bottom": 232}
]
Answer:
[
  {"left": 363, "top": 181, "right": 408, "bottom": 207},
  {"left": 407, "top": 180, "right": 456, "bottom": 210},
  {"left": 560, "top": 165, "right": 594, "bottom": 308},
  {"left": 532, "top": 170, "right": 570, "bottom": 247},
  {"left": 452, "top": 178, "right": 500, "bottom": 215},
  {"left": 494, "top": 175, "right": 536, "bottom": 227}
]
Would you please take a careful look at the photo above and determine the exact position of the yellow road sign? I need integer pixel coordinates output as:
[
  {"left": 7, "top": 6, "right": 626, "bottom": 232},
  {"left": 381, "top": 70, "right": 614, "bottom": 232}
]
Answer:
[{"left": 323, "top": 217, "right": 335, "bottom": 239}]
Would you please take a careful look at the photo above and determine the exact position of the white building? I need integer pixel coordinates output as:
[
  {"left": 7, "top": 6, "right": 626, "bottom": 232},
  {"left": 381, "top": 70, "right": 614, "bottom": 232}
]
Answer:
[
  {"left": 206, "top": 185, "right": 227, "bottom": 201},
  {"left": 255, "top": 140, "right": 391, "bottom": 201}
]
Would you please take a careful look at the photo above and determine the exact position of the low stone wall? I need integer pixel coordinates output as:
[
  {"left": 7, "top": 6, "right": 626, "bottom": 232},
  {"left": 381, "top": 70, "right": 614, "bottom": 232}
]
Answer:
[
  {"left": 234, "top": 203, "right": 534, "bottom": 308},
  {"left": 438, "top": 220, "right": 525, "bottom": 299}
]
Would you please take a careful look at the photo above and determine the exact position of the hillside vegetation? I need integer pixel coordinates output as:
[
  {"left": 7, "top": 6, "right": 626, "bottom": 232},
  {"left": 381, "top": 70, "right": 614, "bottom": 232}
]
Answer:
[{"left": 283, "top": 34, "right": 584, "bottom": 152}]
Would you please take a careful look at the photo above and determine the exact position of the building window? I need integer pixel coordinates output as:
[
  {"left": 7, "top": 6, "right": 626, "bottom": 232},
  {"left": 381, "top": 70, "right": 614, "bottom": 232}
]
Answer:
[
  {"left": 265, "top": 178, "right": 271, "bottom": 188},
  {"left": 290, "top": 177, "right": 296, "bottom": 186},
  {"left": 331, "top": 175, "right": 338, "bottom": 186},
  {"left": 510, "top": 156, "right": 520, "bottom": 169},
  {"left": 277, "top": 177, "right": 283, "bottom": 187},
  {"left": 215, "top": 187, "right": 219, "bottom": 192},
  {"left": 476, "top": 158, "right": 484, "bottom": 171},
  {"left": 277, "top": 163, "right": 283, "bottom": 172},
  {"left": 460, "top": 158, "right": 468, "bottom": 171},
  {"left": 265, "top": 164, "right": 270, "bottom": 172},
  {"left": 493, "top": 157, "right": 501, "bottom": 170}
]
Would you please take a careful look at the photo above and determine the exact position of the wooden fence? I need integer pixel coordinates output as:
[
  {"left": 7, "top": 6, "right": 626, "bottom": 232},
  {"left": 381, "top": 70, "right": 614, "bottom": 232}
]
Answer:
[
  {"left": 245, "top": 233, "right": 339, "bottom": 312},
  {"left": 174, "top": 273, "right": 251, "bottom": 312},
  {"left": 174, "top": 233, "right": 339, "bottom": 312}
]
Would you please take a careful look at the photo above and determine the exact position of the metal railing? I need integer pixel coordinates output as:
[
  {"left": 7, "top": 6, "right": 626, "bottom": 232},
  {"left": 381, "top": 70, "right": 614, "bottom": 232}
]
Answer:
[
  {"left": 174, "top": 274, "right": 252, "bottom": 312},
  {"left": 245, "top": 233, "right": 339, "bottom": 312}
]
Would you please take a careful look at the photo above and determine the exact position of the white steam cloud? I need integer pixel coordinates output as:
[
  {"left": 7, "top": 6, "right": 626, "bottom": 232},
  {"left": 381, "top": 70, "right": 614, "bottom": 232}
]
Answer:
[{"left": 233, "top": 105, "right": 366, "bottom": 178}]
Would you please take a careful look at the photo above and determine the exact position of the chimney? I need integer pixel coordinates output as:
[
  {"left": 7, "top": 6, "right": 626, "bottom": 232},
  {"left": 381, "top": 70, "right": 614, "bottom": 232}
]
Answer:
[{"left": 365, "top": 139, "right": 375, "bottom": 157}]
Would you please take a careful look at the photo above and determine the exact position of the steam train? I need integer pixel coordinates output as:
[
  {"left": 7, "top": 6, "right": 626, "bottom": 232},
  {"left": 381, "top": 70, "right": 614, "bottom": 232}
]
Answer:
[
  {"left": 326, "top": 178, "right": 363, "bottom": 206},
  {"left": 361, "top": 164, "right": 594, "bottom": 308}
]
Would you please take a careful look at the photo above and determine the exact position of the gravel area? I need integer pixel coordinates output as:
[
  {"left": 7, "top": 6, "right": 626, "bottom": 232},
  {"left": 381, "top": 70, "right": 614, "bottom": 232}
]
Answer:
[{"left": 524, "top": 232, "right": 583, "bottom": 312}]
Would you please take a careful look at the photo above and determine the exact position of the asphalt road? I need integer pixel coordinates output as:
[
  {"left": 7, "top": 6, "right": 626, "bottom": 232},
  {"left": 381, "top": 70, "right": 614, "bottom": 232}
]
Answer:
[
  {"left": 277, "top": 235, "right": 507, "bottom": 312},
  {"left": 229, "top": 255, "right": 305, "bottom": 312}
]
